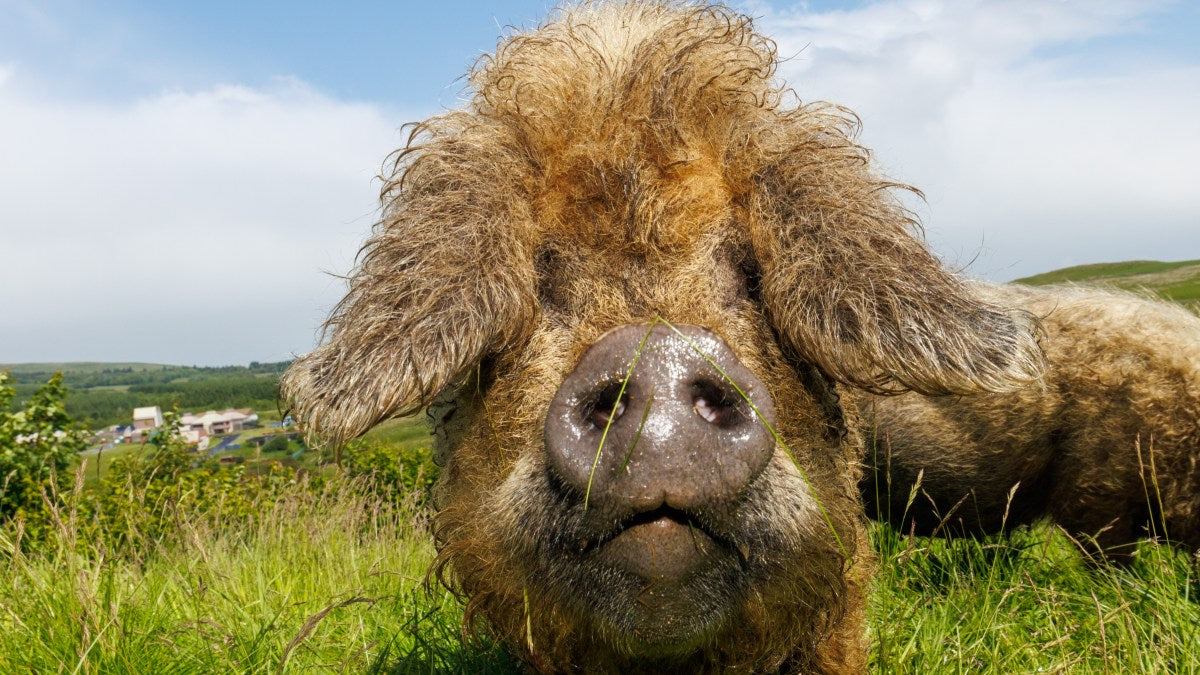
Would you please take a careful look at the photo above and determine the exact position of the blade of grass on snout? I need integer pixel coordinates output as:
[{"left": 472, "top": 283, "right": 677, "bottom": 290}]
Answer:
[
  {"left": 657, "top": 318, "right": 848, "bottom": 560},
  {"left": 617, "top": 389, "right": 655, "bottom": 475},
  {"left": 583, "top": 320, "right": 659, "bottom": 510}
]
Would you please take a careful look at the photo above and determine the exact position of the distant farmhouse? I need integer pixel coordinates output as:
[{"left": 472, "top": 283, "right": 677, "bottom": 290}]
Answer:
[{"left": 131, "top": 406, "right": 164, "bottom": 441}]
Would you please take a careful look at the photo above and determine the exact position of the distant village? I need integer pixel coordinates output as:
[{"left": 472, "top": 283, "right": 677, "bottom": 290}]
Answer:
[{"left": 92, "top": 405, "right": 295, "bottom": 455}]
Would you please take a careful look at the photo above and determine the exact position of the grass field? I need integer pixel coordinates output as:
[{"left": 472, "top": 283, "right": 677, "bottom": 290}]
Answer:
[
  {"left": 2, "top": 468, "right": 1195, "bottom": 673},
  {"left": 0, "top": 475, "right": 517, "bottom": 673},
  {"left": 363, "top": 416, "right": 434, "bottom": 454},
  {"left": 74, "top": 415, "right": 431, "bottom": 491},
  {"left": 1015, "top": 259, "right": 1200, "bottom": 308},
  {"left": 9, "top": 261, "right": 1199, "bottom": 671},
  {"left": 0, "top": 362, "right": 169, "bottom": 375},
  {"left": 78, "top": 443, "right": 148, "bottom": 487},
  {"left": 870, "top": 525, "right": 1199, "bottom": 671}
]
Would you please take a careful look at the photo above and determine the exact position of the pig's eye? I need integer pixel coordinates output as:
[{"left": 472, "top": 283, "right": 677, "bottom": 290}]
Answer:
[
  {"left": 691, "top": 379, "right": 744, "bottom": 427},
  {"left": 737, "top": 249, "right": 763, "bottom": 303},
  {"left": 586, "top": 382, "right": 629, "bottom": 429},
  {"left": 535, "top": 247, "right": 567, "bottom": 311}
]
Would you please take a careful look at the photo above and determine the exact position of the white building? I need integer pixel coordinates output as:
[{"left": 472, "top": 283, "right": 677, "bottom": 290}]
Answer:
[
  {"left": 133, "top": 406, "right": 163, "bottom": 430},
  {"left": 179, "top": 409, "right": 259, "bottom": 436},
  {"left": 127, "top": 406, "right": 164, "bottom": 442}
]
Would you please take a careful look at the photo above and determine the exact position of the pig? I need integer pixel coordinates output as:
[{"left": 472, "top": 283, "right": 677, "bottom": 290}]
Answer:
[
  {"left": 863, "top": 282, "right": 1200, "bottom": 564},
  {"left": 282, "top": 3, "right": 1044, "bottom": 671}
]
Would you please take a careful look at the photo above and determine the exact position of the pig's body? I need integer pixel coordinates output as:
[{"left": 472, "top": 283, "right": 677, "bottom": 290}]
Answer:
[{"left": 863, "top": 283, "right": 1200, "bottom": 562}]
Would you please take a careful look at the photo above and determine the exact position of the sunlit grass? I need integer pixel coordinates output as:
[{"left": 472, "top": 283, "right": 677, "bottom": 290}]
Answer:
[
  {"left": 0, "top": 471, "right": 516, "bottom": 674},
  {"left": 870, "top": 523, "right": 1200, "bottom": 673},
  {"left": 4, "top": 450, "right": 1197, "bottom": 673}
]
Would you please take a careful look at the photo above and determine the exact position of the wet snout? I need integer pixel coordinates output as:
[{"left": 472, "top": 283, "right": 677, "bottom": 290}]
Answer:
[{"left": 544, "top": 323, "right": 777, "bottom": 580}]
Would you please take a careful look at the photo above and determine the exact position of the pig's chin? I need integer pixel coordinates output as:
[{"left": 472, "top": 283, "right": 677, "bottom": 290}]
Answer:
[
  {"left": 577, "top": 509, "right": 748, "bottom": 650},
  {"left": 495, "top": 454, "right": 792, "bottom": 654},
  {"left": 526, "top": 500, "right": 755, "bottom": 653}
]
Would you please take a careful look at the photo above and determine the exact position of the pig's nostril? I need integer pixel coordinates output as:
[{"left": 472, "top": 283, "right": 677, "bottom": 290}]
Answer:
[
  {"left": 691, "top": 380, "right": 744, "bottom": 428},
  {"left": 693, "top": 395, "right": 724, "bottom": 425},
  {"left": 587, "top": 382, "right": 628, "bottom": 429}
]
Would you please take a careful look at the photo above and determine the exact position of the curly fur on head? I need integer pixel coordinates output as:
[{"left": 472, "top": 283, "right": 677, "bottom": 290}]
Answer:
[
  {"left": 864, "top": 283, "right": 1200, "bottom": 562},
  {"left": 281, "top": 1, "right": 1049, "bottom": 671},
  {"left": 280, "top": 1, "right": 1044, "bottom": 448}
]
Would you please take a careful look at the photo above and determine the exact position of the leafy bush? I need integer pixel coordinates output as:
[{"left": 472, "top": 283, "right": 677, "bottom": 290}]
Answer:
[
  {"left": 0, "top": 372, "right": 87, "bottom": 537},
  {"left": 92, "top": 412, "right": 303, "bottom": 553},
  {"left": 260, "top": 434, "right": 290, "bottom": 453},
  {"left": 340, "top": 439, "right": 439, "bottom": 498}
]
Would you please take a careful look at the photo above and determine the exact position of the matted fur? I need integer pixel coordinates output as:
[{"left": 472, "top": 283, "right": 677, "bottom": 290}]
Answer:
[
  {"left": 280, "top": 1, "right": 1044, "bottom": 448},
  {"left": 282, "top": 2, "right": 1045, "bottom": 671},
  {"left": 864, "top": 283, "right": 1200, "bottom": 561}
]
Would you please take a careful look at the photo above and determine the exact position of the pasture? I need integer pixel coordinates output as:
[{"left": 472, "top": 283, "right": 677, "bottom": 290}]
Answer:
[
  {"left": 1, "top": 413, "right": 1196, "bottom": 672},
  {"left": 1017, "top": 259, "right": 1200, "bottom": 307}
]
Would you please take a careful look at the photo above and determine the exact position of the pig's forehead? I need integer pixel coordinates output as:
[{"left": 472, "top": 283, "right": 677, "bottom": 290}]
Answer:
[{"left": 529, "top": 153, "right": 735, "bottom": 249}]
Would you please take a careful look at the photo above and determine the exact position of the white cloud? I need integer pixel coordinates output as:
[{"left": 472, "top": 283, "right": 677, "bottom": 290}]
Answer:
[
  {"left": 753, "top": 0, "right": 1199, "bottom": 278},
  {"left": 4, "top": 1, "right": 1198, "bottom": 366},
  {"left": 0, "top": 73, "right": 408, "bottom": 364}
]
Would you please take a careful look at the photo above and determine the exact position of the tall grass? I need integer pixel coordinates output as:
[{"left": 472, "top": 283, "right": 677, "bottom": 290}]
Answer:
[
  {"left": 2, "top": 464, "right": 1196, "bottom": 672},
  {"left": 871, "top": 523, "right": 1199, "bottom": 672},
  {"left": 0, "top": 467, "right": 516, "bottom": 673}
]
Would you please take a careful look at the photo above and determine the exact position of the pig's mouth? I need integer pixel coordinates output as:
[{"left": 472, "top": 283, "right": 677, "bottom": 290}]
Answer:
[
  {"left": 497, "top": 453, "right": 843, "bottom": 653},
  {"left": 579, "top": 503, "right": 743, "bottom": 584}
]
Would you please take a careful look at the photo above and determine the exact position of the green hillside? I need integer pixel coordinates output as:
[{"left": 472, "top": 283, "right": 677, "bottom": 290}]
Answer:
[
  {"left": 0, "top": 361, "right": 168, "bottom": 375},
  {"left": 2, "top": 361, "right": 292, "bottom": 428},
  {"left": 1014, "top": 259, "right": 1200, "bottom": 306}
]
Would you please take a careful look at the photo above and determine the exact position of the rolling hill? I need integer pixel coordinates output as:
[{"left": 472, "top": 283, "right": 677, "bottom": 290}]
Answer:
[
  {"left": 1, "top": 361, "right": 291, "bottom": 428},
  {"left": 1013, "top": 259, "right": 1200, "bottom": 307}
]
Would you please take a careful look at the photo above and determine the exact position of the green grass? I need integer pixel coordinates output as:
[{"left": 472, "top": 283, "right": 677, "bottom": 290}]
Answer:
[
  {"left": 1014, "top": 259, "right": 1200, "bottom": 311},
  {"left": 1159, "top": 278, "right": 1200, "bottom": 304},
  {"left": 0, "top": 475, "right": 518, "bottom": 674},
  {"left": 0, "top": 362, "right": 170, "bottom": 375},
  {"left": 84, "top": 384, "right": 132, "bottom": 393},
  {"left": 78, "top": 443, "right": 146, "bottom": 488},
  {"left": 1014, "top": 259, "right": 1200, "bottom": 285},
  {"left": 363, "top": 416, "right": 432, "bottom": 455},
  {"left": 5, "top": 468, "right": 1196, "bottom": 672},
  {"left": 870, "top": 525, "right": 1199, "bottom": 672}
]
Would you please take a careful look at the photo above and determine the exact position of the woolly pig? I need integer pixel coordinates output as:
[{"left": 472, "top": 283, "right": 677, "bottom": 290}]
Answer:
[
  {"left": 282, "top": 3, "right": 1043, "bottom": 671},
  {"left": 863, "top": 283, "right": 1200, "bottom": 563}
]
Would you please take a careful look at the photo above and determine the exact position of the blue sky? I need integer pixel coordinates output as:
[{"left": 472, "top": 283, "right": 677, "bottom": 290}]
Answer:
[
  {"left": 2, "top": 1, "right": 891, "bottom": 109},
  {"left": 2, "top": 1, "right": 1198, "bottom": 365},
  {"left": 3, "top": 1, "right": 554, "bottom": 110}
]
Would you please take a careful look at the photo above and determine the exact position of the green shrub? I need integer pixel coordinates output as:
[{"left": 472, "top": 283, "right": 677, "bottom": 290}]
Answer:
[
  {"left": 0, "top": 372, "right": 87, "bottom": 539},
  {"left": 261, "top": 433, "right": 290, "bottom": 453},
  {"left": 91, "top": 411, "right": 304, "bottom": 554},
  {"left": 340, "top": 439, "right": 439, "bottom": 498}
]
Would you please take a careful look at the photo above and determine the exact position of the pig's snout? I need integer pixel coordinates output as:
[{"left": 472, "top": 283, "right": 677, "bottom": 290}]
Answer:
[{"left": 544, "top": 324, "right": 777, "bottom": 581}]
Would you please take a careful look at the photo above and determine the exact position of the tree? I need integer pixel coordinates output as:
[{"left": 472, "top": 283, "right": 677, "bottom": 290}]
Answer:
[
  {"left": 0, "top": 372, "right": 88, "bottom": 523},
  {"left": 261, "top": 434, "right": 290, "bottom": 453}
]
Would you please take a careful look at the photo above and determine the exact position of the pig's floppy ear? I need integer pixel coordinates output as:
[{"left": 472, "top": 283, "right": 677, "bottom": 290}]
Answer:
[
  {"left": 747, "top": 106, "right": 1044, "bottom": 395},
  {"left": 281, "top": 117, "right": 536, "bottom": 447}
]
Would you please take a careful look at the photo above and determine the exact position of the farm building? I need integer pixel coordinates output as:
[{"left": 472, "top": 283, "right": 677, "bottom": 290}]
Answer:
[
  {"left": 179, "top": 409, "right": 259, "bottom": 436},
  {"left": 126, "top": 406, "right": 163, "bottom": 442}
]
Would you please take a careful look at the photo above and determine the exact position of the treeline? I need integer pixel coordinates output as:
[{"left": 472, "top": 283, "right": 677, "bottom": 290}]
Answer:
[
  {"left": 67, "top": 377, "right": 282, "bottom": 427},
  {"left": 5, "top": 361, "right": 290, "bottom": 389},
  {"left": 4, "top": 362, "right": 293, "bottom": 428}
]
